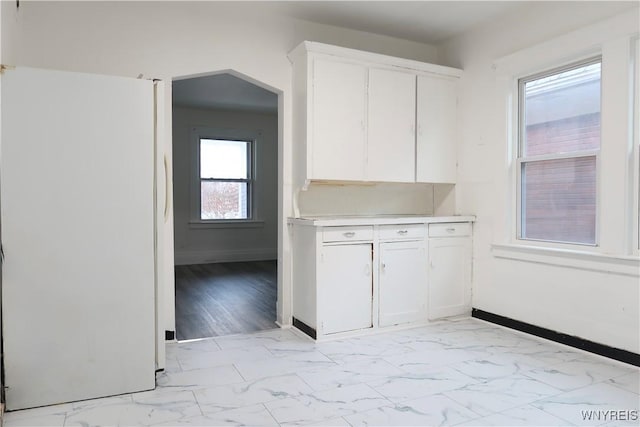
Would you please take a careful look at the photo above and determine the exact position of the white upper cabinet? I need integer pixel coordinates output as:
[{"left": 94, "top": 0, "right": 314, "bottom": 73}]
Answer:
[
  {"left": 289, "top": 41, "right": 462, "bottom": 186},
  {"left": 416, "top": 75, "right": 458, "bottom": 183},
  {"left": 367, "top": 68, "right": 416, "bottom": 182},
  {"left": 312, "top": 59, "right": 367, "bottom": 181}
]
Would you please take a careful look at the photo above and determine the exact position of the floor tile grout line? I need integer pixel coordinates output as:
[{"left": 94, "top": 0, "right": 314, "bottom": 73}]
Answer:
[
  {"left": 360, "top": 382, "right": 397, "bottom": 408},
  {"left": 340, "top": 415, "right": 354, "bottom": 426},
  {"left": 525, "top": 378, "right": 638, "bottom": 420},
  {"left": 291, "top": 372, "right": 321, "bottom": 395},
  {"left": 260, "top": 402, "right": 281, "bottom": 426},
  {"left": 520, "top": 368, "right": 623, "bottom": 394},
  {"left": 606, "top": 380, "right": 640, "bottom": 395},
  {"left": 189, "top": 389, "right": 205, "bottom": 418},
  {"left": 232, "top": 362, "right": 248, "bottom": 383},
  {"left": 439, "top": 388, "right": 503, "bottom": 419},
  {"left": 528, "top": 400, "right": 582, "bottom": 427}
]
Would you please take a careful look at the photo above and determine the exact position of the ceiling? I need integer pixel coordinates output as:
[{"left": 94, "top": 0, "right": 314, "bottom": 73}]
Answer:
[
  {"left": 273, "top": 1, "right": 527, "bottom": 44},
  {"left": 173, "top": 2, "right": 527, "bottom": 113},
  {"left": 172, "top": 74, "right": 278, "bottom": 113}
]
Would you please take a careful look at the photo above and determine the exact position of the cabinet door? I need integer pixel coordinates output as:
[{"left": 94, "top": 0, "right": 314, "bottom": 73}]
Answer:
[
  {"left": 379, "top": 241, "right": 427, "bottom": 327},
  {"left": 367, "top": 68, "right": 416, "bottom": 182},
  {"left": 428, "top": 237, "right": 472, "bottom": 320},
  {"left": 318, "top": 244, "right": 373, "bottom": 334},
  {"left": 416, "top": 75, "right": 458, "bottom": 183},
  {"left": 312, "top": 58, "right": 367, "bottom": 181}
]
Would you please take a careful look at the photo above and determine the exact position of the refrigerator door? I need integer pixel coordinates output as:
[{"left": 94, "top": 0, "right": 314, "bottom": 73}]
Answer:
[{"left": 1, "top": 67, "right": 156, "bottom": 410}]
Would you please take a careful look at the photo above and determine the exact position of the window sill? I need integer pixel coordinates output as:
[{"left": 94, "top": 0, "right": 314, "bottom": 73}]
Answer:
[
  {"left": 189, "top": 220, "right": 265, "bottom": 229},
  {"left": 491, "top": 243, "right": 639, "bottom": 277}
]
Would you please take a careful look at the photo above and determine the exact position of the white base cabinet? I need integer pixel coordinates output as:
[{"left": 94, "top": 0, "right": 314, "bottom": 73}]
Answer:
[
  {"left": 319, "top": 244, "right": 373, "bottom": 334},
  {"left": 428, "top": 223, "right": 472, "bottom": 320},
  {"left": 291, "top": 224, "right": 375, "bottom": 337},
  {"left": 290, "top": 217, "right": 474, "bottom": 340},
  {"left": 378, "top": 240, "right": 427, "bottom": 327}
]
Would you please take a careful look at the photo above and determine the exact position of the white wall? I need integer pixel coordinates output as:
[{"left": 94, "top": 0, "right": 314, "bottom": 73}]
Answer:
[
  {"left": 0, "top": 1, "right": 441, "bottom": 329},
  {"left": 440, "top": 3, "right": 640, "bottom": 353},
  {"left": 172, "top": 106, "right": 278, "bottom": 265}
]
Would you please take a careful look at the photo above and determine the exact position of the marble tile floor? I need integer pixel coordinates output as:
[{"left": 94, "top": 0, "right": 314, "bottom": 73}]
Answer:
[{"left": 3, "top": 318, "right": 638, "bottom": 426}]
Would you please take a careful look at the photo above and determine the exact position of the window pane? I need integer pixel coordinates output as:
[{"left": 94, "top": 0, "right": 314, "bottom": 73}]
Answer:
[
  {"left": 523, "top": 62, "right": 601, "bottom": 156},
  {"left": 200, "top": 139, "right": 249, "bottom": 179},
  {"left": 201, "top": 181, "right": 248, "bottom": 220},
  {"left": 521, "top": 156, "right": 596, "bottom": 244}
]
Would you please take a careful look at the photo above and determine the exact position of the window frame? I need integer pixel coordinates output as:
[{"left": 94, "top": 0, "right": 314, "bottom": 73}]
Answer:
[
  {"left": 189, "top": 127, "right": 260, "bottom": 226},
  {"left": 516, "top": 57, "right": 602, "bottom": 247},
  {"left": 633, "top": 36, "right": 640, "bottom": 255}
]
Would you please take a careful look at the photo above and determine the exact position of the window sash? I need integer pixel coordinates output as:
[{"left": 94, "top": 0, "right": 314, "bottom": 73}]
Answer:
[
  {"left": 199, "top": 138, "right": 252, "bottom": 180},
  {"left": 516, "top": 152, "right": 599, "bottom": 246},
  {"left": 517, "top": 57, "right": 602, "bottom": 159},
  {"left": 199, "top": 179, "right": 252, "bottom": 220}
]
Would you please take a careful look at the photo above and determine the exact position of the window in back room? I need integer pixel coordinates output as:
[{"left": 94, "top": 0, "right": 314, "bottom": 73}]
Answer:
[
  {"left": 517, "top": 59, "right": 601, "bottom": 245},
  {"left": 199, "top": 137, "right": 252, "bottom": 220}
]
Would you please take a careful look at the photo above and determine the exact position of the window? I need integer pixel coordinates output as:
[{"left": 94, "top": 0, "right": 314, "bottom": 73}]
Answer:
[
  {"left": 517, "top": 59, "right": 601, "bottom": 245},
  {"left": 198, "top": 138, "right": 253, "bottom": 220}
]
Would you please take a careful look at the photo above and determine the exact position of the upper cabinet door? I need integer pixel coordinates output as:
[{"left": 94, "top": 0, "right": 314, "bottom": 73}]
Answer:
[
  {"left": 367, "top": 68, "right": 416, "bottom": 182},
  {"left": 311, "top": 58, "right": 367, "bottom": 181},
  {"left": 416, "top": 75, "right": 458, "bottom": 183}
]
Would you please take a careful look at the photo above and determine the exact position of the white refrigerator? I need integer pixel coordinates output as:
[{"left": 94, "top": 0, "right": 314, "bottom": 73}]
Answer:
[{"left": 1, "top": 67, "right": 156, "bottom": 410}]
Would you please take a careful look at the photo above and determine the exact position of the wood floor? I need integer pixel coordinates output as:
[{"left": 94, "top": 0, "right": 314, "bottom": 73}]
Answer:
[{"left": 174, "top": 260, "right": 277, "bottom": 341}]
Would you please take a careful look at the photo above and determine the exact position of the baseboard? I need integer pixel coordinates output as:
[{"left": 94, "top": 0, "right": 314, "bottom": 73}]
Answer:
[
  {"left": 175, "top": 248, "right": 277, "bottom": 265},
  {"left": 472, "top": 308, "right": 640, "bottom": 367},
  {"left": 292, "top": 317, "right": 317, "bottom": 340}
]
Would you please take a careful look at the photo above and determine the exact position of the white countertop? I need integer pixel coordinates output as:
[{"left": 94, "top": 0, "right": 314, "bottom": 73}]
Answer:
[{"left": 288, "top": 215, "right": 476, "bottom": 227}]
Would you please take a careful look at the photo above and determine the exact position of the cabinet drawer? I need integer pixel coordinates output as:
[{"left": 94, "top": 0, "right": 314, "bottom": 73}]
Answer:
[
  {"left": 322, "top": 226, "right": 374, "bottom": 242},
  {"left": 429, "top": 222, "right": 471, "bottom": 237},
  {"left": 378, "top": 224, "right": 425, "bottom": 240}
]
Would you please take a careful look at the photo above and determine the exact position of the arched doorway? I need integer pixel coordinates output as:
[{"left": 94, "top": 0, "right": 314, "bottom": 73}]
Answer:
[{"left": 170, "top": 71, "right": 281, "bottom": 341}]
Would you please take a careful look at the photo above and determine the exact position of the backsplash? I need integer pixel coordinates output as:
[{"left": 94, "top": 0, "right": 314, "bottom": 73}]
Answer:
[{"left": 295, "top": 182, "right": 456, "bottom": 217}]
